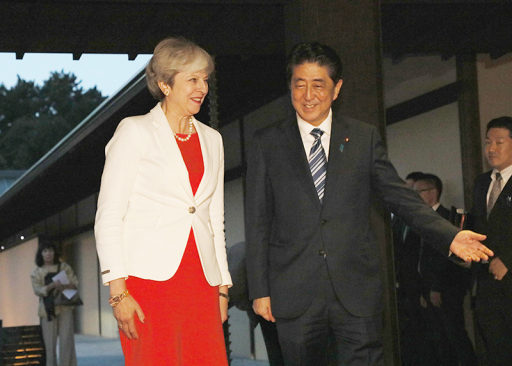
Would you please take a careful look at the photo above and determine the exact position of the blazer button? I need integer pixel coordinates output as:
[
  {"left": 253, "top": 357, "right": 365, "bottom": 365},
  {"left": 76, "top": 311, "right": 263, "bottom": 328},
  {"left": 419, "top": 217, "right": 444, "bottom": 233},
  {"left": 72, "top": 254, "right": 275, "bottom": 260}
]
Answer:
[
  {"left": 188, "top": 206, "right": 196, "bottom": 214},
  {"left": 318, "top": 249, "right": 326, "bottom": 257},
  {"left": 320, "top": 219, "right": 327, "bottom": 226}
]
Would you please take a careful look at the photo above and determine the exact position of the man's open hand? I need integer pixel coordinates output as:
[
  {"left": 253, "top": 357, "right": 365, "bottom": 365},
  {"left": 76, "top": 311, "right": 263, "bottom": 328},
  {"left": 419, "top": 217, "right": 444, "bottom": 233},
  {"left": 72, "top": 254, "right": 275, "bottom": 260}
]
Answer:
[{"left": 449, "top": 230, "right": 493, "bottom": 262}]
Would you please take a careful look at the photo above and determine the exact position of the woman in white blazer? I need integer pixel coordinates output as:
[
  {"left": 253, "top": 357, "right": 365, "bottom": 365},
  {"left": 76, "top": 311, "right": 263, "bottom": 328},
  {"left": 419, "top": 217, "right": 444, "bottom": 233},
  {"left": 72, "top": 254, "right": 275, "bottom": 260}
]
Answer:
[{"left": 95, "top": 37, "right": 232, "bottom": 366}]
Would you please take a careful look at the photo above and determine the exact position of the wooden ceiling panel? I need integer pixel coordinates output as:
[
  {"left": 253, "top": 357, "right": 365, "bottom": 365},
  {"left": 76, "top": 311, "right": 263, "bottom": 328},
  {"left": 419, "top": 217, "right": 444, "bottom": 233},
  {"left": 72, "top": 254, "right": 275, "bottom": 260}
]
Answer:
[
  {"left": 0, "top": 2, "right": 286, "bottom": 57},
  {"left": 381, "top": 3, "right": 512, "bottom": 58}
]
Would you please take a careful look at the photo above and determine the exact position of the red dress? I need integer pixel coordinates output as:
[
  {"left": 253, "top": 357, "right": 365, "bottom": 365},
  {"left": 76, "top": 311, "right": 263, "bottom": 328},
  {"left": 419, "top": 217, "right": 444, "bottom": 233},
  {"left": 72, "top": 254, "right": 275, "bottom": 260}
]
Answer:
[{"left": 121, "top": 132, "right": 228, "bottom": 366}]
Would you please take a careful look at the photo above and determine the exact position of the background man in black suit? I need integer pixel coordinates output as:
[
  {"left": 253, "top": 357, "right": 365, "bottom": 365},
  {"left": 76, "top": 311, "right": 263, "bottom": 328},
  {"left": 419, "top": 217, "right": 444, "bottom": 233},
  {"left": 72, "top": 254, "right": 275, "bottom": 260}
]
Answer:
[
  {"left": 415, "top": 174, "right": 477, "bottom": 366},
  {"left": 471, "top": 116, "right": 512, "bottom": 365},
  {"left": 393, "top": 172, "right": 434, "bottom": 366},
  {"left": 393, "top": 171, "right": 424, "bottom": 312},
  {"left": 245, "top": 42, "right": 492, "bottom": 366}
]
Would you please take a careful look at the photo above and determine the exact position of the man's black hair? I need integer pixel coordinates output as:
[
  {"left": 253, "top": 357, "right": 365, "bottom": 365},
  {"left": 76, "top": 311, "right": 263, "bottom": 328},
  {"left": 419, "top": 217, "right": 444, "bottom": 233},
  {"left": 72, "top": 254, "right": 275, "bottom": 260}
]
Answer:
[
  {"left": 486, "top": 116, "right": 512, "bottom": 138},
  {"left": 286, "top": 42, "right": 343, "bottom": 85}
]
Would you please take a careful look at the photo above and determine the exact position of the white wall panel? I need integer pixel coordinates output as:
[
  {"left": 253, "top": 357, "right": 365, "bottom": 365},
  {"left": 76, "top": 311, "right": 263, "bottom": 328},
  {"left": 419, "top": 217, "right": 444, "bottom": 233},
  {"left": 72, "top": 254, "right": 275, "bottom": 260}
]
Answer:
[
  {"left": 0, "top": 237, "right": 40, "bottom": 326},
  {"left": 477, "top": 53, "right": 512, "bottom": 170},
  {"left": 387, "top": 103, "right": 464, "bottom": 209}
]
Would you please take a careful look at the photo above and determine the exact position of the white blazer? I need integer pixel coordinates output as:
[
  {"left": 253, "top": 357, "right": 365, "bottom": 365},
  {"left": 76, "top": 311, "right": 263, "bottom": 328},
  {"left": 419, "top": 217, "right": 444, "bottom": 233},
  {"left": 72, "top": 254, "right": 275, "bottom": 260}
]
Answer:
[{"left": 95, "top": 103, "right": 232, "bottom": 287}]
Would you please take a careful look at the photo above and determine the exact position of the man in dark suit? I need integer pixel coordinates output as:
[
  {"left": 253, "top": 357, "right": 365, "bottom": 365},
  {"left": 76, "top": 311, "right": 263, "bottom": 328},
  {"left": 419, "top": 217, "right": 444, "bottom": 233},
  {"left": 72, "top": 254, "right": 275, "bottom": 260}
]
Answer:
[
  {"left": 245, "top": 41, "right": 492, "bottom": 366},
  {"left": 415, "top": 174, "right": 477, "bottom": 366},
  {"left": 471, "top": 116, "right": 512, "bottom": 365},
  {"left": 393, "top": 172, "right": 435, "bottom": 366},
  {"left": 393, "top": 171, "right": 424, "bottom": 313}
]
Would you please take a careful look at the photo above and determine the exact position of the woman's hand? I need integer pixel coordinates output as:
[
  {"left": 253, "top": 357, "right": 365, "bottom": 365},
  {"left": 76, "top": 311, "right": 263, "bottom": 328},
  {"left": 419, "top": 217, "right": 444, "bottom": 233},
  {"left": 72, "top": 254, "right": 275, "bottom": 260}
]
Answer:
[
  {"left": 109, "top": 278, "right": 145, "bottom": 340},
  {"left": 48, "top": 280, "right": 63, "bottom": 291},
  {"left": 113, "top": 295, "right": 145, "bottom": 340},
  {"left": 219, "top": 285, "right": 229, "bottom": 323},
  {"left": 48, "top": 281, "right": 76, "bottom": 292}
]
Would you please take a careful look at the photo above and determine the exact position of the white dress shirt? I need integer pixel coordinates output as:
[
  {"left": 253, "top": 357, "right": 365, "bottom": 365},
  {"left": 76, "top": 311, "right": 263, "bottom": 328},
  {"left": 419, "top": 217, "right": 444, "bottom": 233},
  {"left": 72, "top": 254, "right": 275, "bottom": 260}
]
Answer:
[
  {"left": 431, "top": 202, "right": 441, "bottom": 212},
  {"left": 297, "top": 109, "right": 333, "bottom": 160}
]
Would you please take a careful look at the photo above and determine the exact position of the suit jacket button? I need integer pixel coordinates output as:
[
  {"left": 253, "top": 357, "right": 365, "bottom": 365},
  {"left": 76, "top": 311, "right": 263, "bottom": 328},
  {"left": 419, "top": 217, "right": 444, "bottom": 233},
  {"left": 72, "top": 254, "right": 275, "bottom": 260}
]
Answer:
[
  {"left": 318, "top": 249, "right": 326, "bottom": 257},
  {"left": 320, "top": 219, "right": 327, "bottom": 225},
  {"left": 189, "top": 206, "right": 196, "bottom": 214}
]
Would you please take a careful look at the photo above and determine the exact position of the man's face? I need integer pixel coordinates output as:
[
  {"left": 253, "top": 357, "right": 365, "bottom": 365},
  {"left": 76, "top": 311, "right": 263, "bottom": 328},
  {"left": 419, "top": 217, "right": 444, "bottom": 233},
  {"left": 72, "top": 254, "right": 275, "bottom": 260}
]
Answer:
[
  {"left": 414, "top": 180, "right": 438, "bottom": 207},
  {"left": 290, "top": 62, "right": 343, "bottom": 127},
  {"left": 486, "top": 127, "right": 512, "bottom": 172}
]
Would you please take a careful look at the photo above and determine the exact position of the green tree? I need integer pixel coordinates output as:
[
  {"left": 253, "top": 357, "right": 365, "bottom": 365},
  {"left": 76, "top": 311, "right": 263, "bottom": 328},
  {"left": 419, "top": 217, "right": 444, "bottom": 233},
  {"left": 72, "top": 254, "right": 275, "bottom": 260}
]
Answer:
[{"left": 0, "top": 72, "right": 106, "bottom": 169}]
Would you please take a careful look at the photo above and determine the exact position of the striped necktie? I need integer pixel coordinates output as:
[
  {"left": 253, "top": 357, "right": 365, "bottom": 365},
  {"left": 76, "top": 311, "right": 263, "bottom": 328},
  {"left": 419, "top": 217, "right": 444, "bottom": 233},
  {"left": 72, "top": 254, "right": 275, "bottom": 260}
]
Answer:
[{"left": 309, "top": 128, "right": 327, "bottom": 202}]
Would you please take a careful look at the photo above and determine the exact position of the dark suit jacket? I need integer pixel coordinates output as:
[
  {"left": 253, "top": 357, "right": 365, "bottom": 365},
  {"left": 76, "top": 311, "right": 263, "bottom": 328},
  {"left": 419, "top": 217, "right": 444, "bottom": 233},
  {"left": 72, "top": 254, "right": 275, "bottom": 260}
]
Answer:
[
  {"left": 245, "top": 113, "right": 459, "bottom": 318},
  {"left": 419, "top": 205, "right": 470, "bottom": 300},
  {"left": 471, "top": 171, "right": 512, "bottom": 298},
  {"left": 393, "top": 218, "right": 422, "bottom": 299}
]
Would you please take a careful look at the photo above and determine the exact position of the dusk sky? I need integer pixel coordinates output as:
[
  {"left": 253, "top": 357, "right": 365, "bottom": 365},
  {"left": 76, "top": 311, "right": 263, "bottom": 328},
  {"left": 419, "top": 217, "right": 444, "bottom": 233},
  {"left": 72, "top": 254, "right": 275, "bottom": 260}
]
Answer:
[{"left": 1, "top": 52, "right": 152, "bottom": 97}]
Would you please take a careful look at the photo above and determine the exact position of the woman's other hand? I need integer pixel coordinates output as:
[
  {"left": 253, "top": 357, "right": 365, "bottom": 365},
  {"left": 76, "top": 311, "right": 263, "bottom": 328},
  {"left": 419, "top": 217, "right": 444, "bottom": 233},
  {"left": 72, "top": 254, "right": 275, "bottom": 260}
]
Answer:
[
  {"left": 45, "top": 275, "right": 77, "bottom": 293},
  {"left": 114, "top": 295, "right": 145, "bottom": 340},
  {"left": 219, "top": 285, "right": 229, "bottom": 323},
  {"left": 48, "top": 280, "right": 63, "bottom": 291},
  {"left": 52, "top": 281, "right": 76, "bottom": 291},
  {"left": 110, "top": 278, "right": 145, "bottom": 340}
]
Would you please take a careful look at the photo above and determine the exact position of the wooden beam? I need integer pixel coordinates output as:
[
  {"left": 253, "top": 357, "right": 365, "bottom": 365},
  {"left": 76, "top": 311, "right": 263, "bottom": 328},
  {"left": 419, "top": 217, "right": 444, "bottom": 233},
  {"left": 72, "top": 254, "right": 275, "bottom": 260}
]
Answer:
[
  {"left": 456, "top": 53, "right": 483, "bottom": 210},
  {"left": 386, "top": 82, "right": 461, "bottom": 125}
]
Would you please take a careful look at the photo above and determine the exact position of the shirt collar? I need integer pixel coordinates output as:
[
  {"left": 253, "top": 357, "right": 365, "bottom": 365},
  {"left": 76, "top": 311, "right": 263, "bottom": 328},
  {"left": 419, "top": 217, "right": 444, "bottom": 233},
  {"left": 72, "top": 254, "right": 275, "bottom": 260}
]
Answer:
[
  {"left": 492, "top": 164, "right": 512, "bottom": 185},
  {"left": 431, "top": 202, "right": 441, "bottom": 211},
  {"left": 297, "top": 109, "right": 332, "bottom": 138}
]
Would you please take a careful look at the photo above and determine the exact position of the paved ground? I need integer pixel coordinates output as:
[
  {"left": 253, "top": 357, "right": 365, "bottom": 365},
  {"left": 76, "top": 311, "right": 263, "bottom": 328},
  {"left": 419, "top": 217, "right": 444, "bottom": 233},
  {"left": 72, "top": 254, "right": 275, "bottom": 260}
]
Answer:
[{"left": 75, "top": 334, "right": 269, "bottom": 366}]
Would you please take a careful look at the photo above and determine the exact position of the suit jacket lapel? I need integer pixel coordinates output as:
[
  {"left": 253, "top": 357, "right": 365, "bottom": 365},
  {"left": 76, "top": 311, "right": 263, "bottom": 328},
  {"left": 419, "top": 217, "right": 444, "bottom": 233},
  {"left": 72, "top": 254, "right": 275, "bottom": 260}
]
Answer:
[
  {"left": 151, "top": 104, "right": 194, "bottom": 201},
  {"left": 490, "top": 174, "right": 512, "bottom": 219},
  {"left": 280, "top": 118, "right": 321, "bottom": 209},
  {"left": 475, "top": 173, "right": 491, "bottom": 217},
  {"left": 323, "top": 116, "right": 350, "bottom": 201}
]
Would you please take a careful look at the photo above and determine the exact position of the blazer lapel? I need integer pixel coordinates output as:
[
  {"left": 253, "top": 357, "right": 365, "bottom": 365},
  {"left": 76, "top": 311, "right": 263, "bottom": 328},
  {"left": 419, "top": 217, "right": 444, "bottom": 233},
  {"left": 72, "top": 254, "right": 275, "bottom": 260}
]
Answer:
[
  {"left": 474, "top": 173, "right": 491, "bottom": 218},
  {"left": 280, "top": 118, "right": 321, "bottom": 209},
  {"left": 323, "top": 116, "right": 350, "bottom": 201},
  {"left": 150, "top": 104, "right": 194, "bottom": 201},
  {"left": 490, "top": 174, "right": 512, "bottom": 219},
  {"left": 194, "top": 120, "right": 213, "bottom": 204}
]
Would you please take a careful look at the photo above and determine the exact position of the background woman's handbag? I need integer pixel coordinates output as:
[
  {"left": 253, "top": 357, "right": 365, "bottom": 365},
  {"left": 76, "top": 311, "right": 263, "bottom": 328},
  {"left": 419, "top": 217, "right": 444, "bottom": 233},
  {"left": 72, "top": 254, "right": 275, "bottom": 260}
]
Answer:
[
  {"left": 54, "top": 291, "right": 83, "bottom": 306},
  {"left": 44, "top": 263, "right": 83, "bottom": 314}
]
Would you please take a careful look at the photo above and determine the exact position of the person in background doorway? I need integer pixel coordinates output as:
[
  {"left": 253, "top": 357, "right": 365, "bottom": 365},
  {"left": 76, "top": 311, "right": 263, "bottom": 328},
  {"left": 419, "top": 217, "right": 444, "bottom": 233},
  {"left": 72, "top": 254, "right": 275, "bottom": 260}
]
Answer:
[
  {"left": 31, "top": 239, "right": 78, "bottom": 366},
  {"left": 471, "top": 116, "right": 512, "bottom": 365},
  {"left": 393, "top": 171, "right": 435, "bottom": 365},
  {"left": 415, "top": 173, "right": 477, "bottom": 365}
]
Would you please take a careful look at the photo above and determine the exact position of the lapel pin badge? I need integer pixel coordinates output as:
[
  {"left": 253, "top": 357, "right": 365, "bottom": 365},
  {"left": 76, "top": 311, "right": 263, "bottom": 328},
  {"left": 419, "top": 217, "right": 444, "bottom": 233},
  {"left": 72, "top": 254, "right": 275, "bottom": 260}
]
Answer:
[
  {"left": 505, "top": 196, "right": 512, "bottom": 207},
  {"left": 340, "top": 137, "right": 349, "bottom": 152}
]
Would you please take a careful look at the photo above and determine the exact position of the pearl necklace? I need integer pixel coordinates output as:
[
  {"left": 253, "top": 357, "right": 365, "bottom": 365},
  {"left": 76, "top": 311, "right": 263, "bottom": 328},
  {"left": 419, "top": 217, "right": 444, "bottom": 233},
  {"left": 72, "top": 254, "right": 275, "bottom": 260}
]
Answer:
[{"left": 174, "top": 116, "right": 194, "bottom": 142}]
